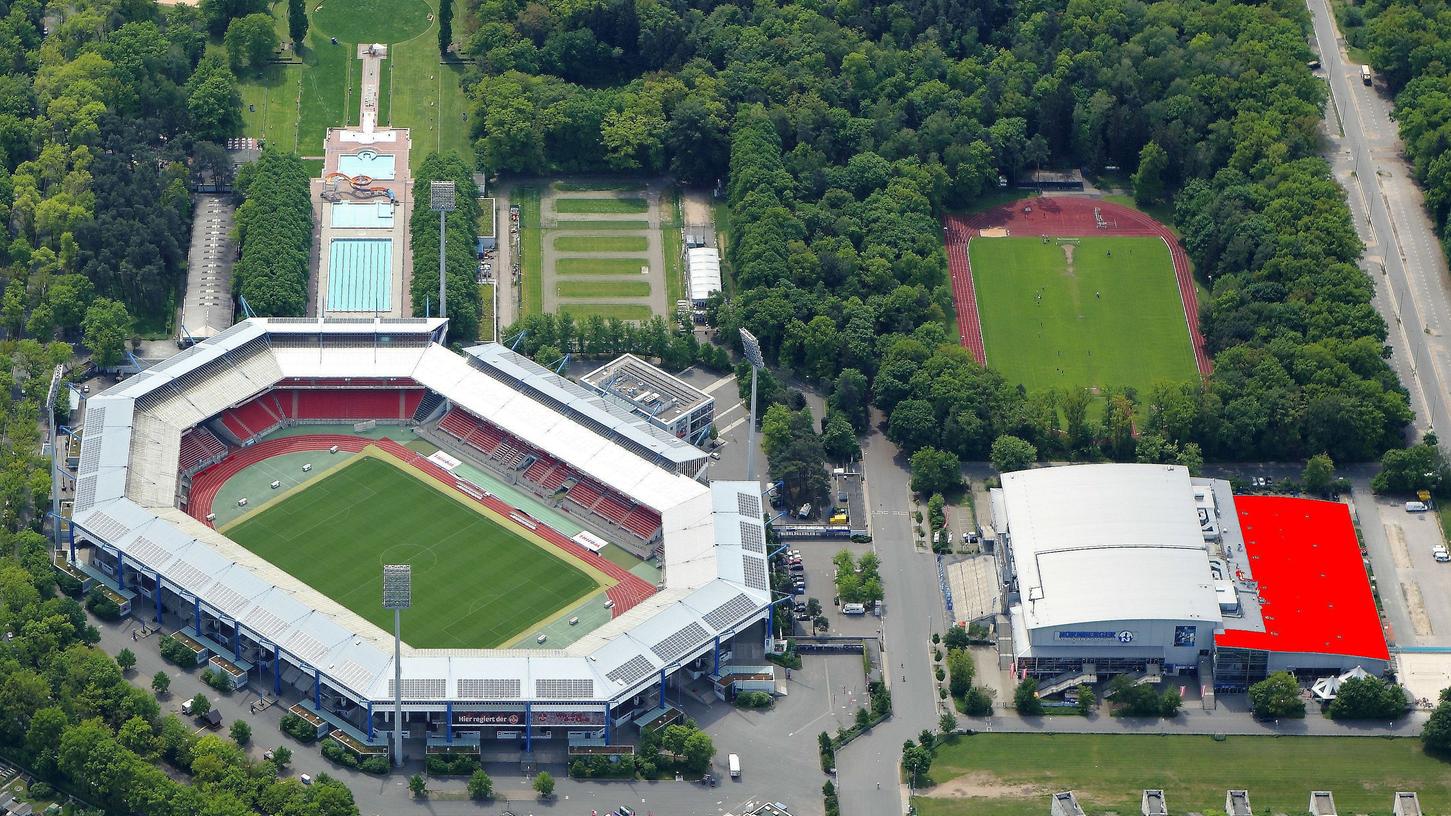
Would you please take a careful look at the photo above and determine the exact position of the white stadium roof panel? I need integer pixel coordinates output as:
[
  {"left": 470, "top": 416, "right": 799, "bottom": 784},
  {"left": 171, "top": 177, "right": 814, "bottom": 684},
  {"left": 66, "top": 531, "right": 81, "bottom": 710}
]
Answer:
[
  {"left": 70, "top": 319, "right": 767, "bottom": 708},
  {"left": 1001, "top": 464, "right": 1221, "bottom": 630}
]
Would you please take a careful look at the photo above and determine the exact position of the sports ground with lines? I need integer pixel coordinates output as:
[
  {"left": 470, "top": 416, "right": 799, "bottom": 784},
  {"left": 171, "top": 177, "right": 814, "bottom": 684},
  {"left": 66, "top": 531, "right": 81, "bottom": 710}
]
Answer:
[
  {"left": 944, "top": 196, "right": 1211, "bottom": 394},
  {"left": 224, "top": 454, "right": 603, "bottom": 649},
  {"left": 968, "top": 236, "right": 1198, "bottom": 395}
]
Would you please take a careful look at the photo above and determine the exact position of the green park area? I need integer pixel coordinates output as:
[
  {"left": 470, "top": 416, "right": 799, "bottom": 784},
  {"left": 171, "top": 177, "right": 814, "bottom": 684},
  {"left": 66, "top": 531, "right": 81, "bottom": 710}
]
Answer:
[
  {"left": 226, "top": 456, "right": 600, "bottom": 648},
  {"left": 554, "top": 197, "right": 649, "bottom": 214},
  {"left": 553, "top": 219, "right": 650, "bottom": 230},
  {"left": 560, "top": 303, "right": 654, "bottom": 321},
  {"left": 235, "top": 0, "right": 469, "bottom": 167},
  {"left": 970, "top": 236, "right": 1198, "bottom": 395},
  {"left": 556, "top": 257, "right": 649, "bottom": 275},
  {"left": 554, "top": 235, "right": 648, "bottom": 252},
  {"left": 914, "top": 733, "right": 1451, "bottom": 816},
  {"left": 556, "top": 279, "right": 652, "bottom": 299}
]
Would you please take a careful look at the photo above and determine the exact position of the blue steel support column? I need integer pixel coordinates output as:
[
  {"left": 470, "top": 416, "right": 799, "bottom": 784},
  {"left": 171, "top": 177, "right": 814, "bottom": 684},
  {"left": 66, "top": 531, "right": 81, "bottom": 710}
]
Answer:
[
  {"left": 712, "top": 636, "right": 721, "bottom": 674},
  {"left": 313, "top": 669, "right": 321, "bottom": 709},
  {"left": 154, "top": 571, "right": 163, "bottom": 623},
  {"left": 659, "top": 668, "right": 667, "bottom": 707},
  {"left": 524, "top": 703, "right": 532, "bottom": 753},
  {"left": 367, "top": 701, "right": 374, "bottom": 741},
  {"left": 273, "top": 649, "right": 281, "bottom": 695},
  {"left": 193, "top": 597, "right": 201, "bottom": 633},
  {"left": 603, "top": 704, "right": 611, "bottom": 745},
  {"left": 231, "top": 625, "right": 240, "bottom": 659},
  {"left": 116, "top": 551, "right": 125, "bottom": 590},
  {"left": 766, "top": 603, "right": 773, "bottom": 652},
  {"left": 445, "top": 702, "right": 453, "bottom": 744}
]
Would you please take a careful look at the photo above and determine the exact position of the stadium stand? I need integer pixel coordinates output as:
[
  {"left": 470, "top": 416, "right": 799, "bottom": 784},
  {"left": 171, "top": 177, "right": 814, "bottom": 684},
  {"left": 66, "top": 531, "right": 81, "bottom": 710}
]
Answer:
[
  {"left": 178, "top": 428, "right": 227, "bottom": 474},
  {"left": 290, "top": 389, "right": 419, "bottom": 421},
  {"left": 623, "top": 506, "right": 661, "bottom": 540},
  {"left": 220, "top": 398, "right": 283, "bottom": 441},
  {"left": 568, "top": 480, "right": 603, "bottom": 508},
  {"left": 413, "top": 390, "right": 445, "bottom": 422}
]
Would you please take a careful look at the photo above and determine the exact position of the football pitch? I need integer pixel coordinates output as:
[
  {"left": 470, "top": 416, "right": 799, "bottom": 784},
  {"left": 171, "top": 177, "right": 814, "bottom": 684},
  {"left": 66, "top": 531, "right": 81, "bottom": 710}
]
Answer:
[
  {"left": 970, "top": 236, "right": 1198, "bottom": 394},
  {"left": 226, "top": 456, "right": 601, "bottom": 648}
]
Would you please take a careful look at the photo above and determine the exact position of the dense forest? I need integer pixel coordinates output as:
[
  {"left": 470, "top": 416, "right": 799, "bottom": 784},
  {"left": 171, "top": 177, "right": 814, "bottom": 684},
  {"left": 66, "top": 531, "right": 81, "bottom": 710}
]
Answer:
[{"left": 469, "top": 0, "right": 1409, "bottom": 464}]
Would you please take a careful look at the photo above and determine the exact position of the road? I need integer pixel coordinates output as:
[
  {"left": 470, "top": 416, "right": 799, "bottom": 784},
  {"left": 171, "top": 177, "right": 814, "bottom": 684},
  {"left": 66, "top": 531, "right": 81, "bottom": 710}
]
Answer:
[{"left": 1309, "top": 0, "right": 1451, "bottom": 443}]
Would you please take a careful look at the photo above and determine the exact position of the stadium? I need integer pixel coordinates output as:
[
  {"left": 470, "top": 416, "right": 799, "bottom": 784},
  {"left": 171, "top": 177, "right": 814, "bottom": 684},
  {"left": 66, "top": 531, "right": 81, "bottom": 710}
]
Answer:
[
  {"left": 62, "top": 317, "right": 772, "bottom": 758},
  {"left": 990, "top": 464, "right": 1389, "bottom": 696}
]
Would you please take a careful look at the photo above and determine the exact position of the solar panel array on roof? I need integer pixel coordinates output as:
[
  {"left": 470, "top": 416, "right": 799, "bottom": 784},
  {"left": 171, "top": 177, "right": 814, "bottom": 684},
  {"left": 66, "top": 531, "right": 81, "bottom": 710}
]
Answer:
[
  {"left": 86, "top": 511, "right": 130, "bottom": 541},
  {"left": 606, "top": 654, "right": 655, "bottom": 686},
  {"left": 536, "top": 678, "right": 593, "bottom": 698},
  {"left": 389, "top": 678, "right": 447, "bottom": 699},
  {"left": 742, "top": 555, "right": 767, "bottom": 590},
  {"left": 652, "top": 622, "right": 708, "bottom": 663},
  {"left": 703, "top": 593, "right": 756, "bottom": 632},
  {"left": 737, "top": 492, "right": 760, "bottom": 518},
  {"left": 738, "top": 521, "right": 765, "bottom": 553},
  {"left": 457, "top": 678, "right": 521, "bottom": 699}
]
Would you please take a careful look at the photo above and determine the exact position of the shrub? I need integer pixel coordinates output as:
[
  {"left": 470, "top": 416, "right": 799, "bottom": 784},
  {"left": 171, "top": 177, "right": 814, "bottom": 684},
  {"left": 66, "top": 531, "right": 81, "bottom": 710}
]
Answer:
[
  {"left": 734, "top": 691, "right": 773, "bottom": 709},
  {"left": 28, "top": 782, "right": 54, "bottom": 799},
  {"left": 360, "top": 756, "right": 389, "bottom": 775},
  {"left": 962, "top": 686, "right": 993, "bottom": 716},
  {"left": 201, "top": 668, "right": 234, "bottom": 693},
  {"left": 943, "top": 625, "right": 969, "bottom": 650},
  {"left": 159, "top": 636, "right": 198, "bottom": 668},
  {"left": 426, "top": 752, "right": 480, "bottom": 776},
  {"left": 320, "top": 739, "right": 358, "bottom": 768},
  {"left": 280, "top": 713, "right": 317, "bottom": 743},
  {"left": 1014, "top": 678, "right": 1044, "bottom": 715},
  {"left": 85, "top": 588, "right": 122, "bottom": 620},
  {"left": 468, "top": 769, "right": 494, "bottom": 799}
]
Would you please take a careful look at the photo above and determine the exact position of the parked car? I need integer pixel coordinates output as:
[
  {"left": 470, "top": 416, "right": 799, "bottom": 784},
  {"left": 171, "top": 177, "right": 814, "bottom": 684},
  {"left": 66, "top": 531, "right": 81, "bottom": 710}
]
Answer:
[{"left": 1435, "top": 546, "right": 1449, "bottom": 563}]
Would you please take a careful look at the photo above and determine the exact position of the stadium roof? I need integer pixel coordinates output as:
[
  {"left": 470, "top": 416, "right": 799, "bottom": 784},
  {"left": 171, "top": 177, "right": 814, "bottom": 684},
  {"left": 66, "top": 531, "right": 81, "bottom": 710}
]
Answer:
[
  {"left": 1001, "top": 464, "right": 1222, "bottom": 630},
  {"left": 1216, "top": 496, "right": 1389, "bottom": 662},
  {"left": 70, "top": 317, "right": 769, "bottom": 706}
]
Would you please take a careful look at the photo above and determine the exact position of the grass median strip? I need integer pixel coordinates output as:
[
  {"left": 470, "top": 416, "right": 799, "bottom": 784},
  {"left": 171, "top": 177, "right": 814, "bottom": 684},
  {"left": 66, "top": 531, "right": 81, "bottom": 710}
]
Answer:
[
  {"left": 553, "top": 235, "right": 648, "bottom": 252},
  {"left": 556, "top": 257, "right": 649, "bottom": 275},
  {"left": 554, "top": 219, "right": 650, "bottom": 230},
  {"left": 556, "top": 279, "right": 652, "bottom": 299},
  {"left": 560, "top": 303, "right": 654, "bottom": 321},
  {"left": 554, "top": 197, "right": 649, "bottom": 214}
]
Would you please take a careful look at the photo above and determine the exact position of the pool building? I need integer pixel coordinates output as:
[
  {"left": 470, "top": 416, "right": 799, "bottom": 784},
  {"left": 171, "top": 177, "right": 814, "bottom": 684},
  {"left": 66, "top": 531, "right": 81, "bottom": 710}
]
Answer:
[{"left": 313, "top": 45, "right": 412, "bottom": 317}]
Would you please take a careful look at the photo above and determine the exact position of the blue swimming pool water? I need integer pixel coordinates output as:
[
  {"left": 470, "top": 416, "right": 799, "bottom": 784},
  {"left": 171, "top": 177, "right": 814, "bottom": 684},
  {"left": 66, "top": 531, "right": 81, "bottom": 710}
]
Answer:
[
  {"left": 331, "top": 201, "right": 394, "bottom": 229},
  {"left": 337, "top": 149, "right": 395, "bottom": 180},
  {"left": 327, "top": 239, "right": 392, "bottom": 312}
]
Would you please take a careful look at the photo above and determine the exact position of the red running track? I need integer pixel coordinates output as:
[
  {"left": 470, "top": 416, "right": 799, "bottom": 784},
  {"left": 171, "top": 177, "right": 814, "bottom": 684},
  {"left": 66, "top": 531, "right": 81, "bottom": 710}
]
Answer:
[
  {"left": 187, "top": 435, "right": 656, "bottom": 619},
  {"left": 942, "top": 197, "right": 1211, "bottom": 376}
]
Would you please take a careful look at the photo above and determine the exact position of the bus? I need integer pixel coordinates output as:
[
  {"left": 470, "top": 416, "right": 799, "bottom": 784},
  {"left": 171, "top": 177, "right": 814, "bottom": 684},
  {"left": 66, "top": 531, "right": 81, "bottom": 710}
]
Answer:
[{"left": 1362, "top": 65, "right": 1373, "bottom": 85}]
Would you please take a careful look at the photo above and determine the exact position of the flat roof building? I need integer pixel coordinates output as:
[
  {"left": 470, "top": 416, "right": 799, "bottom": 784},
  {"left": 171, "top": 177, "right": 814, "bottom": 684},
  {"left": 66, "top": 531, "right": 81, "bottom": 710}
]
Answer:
[
  {"left": 686, "top": 247, "right": 722, "bottom": 306},
  {"left": 581, "top": 353, "right": 715, "bottom": 443}
]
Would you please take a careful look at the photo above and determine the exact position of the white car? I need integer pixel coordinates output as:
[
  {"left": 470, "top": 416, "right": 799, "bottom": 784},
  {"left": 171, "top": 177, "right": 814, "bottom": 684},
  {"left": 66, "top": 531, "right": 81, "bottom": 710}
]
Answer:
[
  {"left": 1434, "top": 546, "right": 1449, "bottom": 563},
  {"left": 300, "top": 773, "right": 313, "bottom": 785}
]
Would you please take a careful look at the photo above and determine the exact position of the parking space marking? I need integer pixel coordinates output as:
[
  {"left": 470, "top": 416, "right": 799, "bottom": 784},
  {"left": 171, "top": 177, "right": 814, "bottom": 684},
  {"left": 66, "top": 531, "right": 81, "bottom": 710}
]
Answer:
[
  {"left": 702, "top": 374, "right": 738, "bottom": 394},
  {"left": 718, "top": 417, "right": 747, "bottom": 435}
]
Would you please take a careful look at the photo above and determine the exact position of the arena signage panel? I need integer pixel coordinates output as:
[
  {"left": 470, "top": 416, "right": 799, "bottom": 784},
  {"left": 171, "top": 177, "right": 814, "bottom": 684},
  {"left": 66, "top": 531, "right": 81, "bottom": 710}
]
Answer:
[
  {"left": 1056, "top": 630, "right": 1136, "bottom": 643},
  {"left": 454, "top": 710, "right": 603, "bottom": 726}
]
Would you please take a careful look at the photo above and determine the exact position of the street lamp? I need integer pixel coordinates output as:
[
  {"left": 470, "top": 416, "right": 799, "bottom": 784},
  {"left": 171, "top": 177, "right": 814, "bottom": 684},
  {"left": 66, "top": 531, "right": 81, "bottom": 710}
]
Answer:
[
  {"left": 429, "top": 181, "right": 457, "bottom": 321},
  {"left": 739, "top": 328, "right": 764, "bottom": 484},
  {"left": 382, "top": 564, "right": 412, "bottom": 767}
]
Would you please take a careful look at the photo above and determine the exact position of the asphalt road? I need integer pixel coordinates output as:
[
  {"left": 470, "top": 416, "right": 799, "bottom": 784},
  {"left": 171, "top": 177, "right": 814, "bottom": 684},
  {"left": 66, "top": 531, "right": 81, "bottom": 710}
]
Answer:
[{"left": 1309, "top": 0, "right": 1451, "bottom": 443}]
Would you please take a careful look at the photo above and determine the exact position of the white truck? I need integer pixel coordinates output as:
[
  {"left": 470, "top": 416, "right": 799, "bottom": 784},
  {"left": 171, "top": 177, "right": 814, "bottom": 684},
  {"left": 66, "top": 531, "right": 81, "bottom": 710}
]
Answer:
[
  {"left": 842, "top": 602, "right": 867, "bottom": 615},
  {"left": 728, "top": 753, "right": 741, "bottom": 778}
]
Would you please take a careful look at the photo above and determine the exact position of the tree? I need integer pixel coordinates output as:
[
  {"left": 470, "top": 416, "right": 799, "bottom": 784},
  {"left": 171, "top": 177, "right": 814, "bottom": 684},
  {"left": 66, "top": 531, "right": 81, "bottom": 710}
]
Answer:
[
  {"left": 830, "top": 369, "right": 870, "bottom": 433},
  {"left": 1132, "top": 141, "right": 1168, "bottom": 205},
  {"left": 1423, "top": 696, "right": 1451, "bottom": 754},
  {"left": 821, "top": 411, "right": 860, "bottom": 462},
  {"left": 943, "top": 626, "right": 970, "bottom": 650},
  {"left": 270, "top": 745, "right": 292, "bottom": 768},
  {"left": 186, "top": 61, "right": 243, "bottom": 144},
  {"left": 151, "top": 671, "right": 169, "bottom": 695},
  {"left": 189, "top": 693, "right": 210, "bottom": 718},
  {"left": 1303, "top": 454, "right": 1336, "bottom": 496},
  {"left": 224, "top": 13, "right": 279, "bottom": 73},
  {"left": 910, "top": 447, "right": 963, "bottom": 496},
  {"left": 1075, "top": 684, "right": 1096, "bottom": 715},
  {"left": 1014, "top": 678, "right": 1044, "bottom": 715},
  {"left": 533, "top": 771, "right": 555, "bottom": 798},
  {"left": 933, "top": 709, "right": 957, "bottom": 736},
  {"left": 82, "top": 298, "right": 131, "bottom": 368},
  {"left": 1372, "top": 442, "right": 1449, "bottom": 495},
  {"left": 409, "top": 773, "right": 427, "bottom": 798},
  {"left": 1249, "top": 671, "right": 1306, "bottom": 719},
  {"left": 229, "top": 719, "right": 251, "bottom": 746},
  {"left": 467, "top": 769, "right": 493, "bottom": 800},
  {"left": 287, "top": 0, "right": 307, "bottom": 48},
  {"left": 901, "top": 743, "right": 933, "bottom": 787},
  {"left": 962, "top": 686, "right": 994, "bottom": 716},
  {"left": 437, "top": 0, "right": 453, "bottom": 56},
  {"left": 115, "top": 648, "right": 136, "bottom": 673},
  {"left": 887, "top": 400, "right": 938, "bottom": 454},
  {"left": 681, "top": 729, "right": 715, "bottom": 773},
  {"left": 946, "top": 649, "right": 973, "bottom": 698},
  {"left": 1328, "top": 676, "right": 1409, "bottom": 720},
  {"left": 990, "top": 435, "right": 1037, "bottom": 474}
]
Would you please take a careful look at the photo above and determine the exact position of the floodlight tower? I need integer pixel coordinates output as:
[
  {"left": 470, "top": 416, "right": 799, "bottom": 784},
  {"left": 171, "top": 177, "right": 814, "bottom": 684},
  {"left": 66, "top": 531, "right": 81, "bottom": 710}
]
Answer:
[
  {"left": 382, "top": 564, "right": 411, "bottom": 767},
  {"left": 739, "top": 328, "right": 764, "bottom": 483},
  {"left": 430, "top": 181, "right": 457, "bottom": 322}
]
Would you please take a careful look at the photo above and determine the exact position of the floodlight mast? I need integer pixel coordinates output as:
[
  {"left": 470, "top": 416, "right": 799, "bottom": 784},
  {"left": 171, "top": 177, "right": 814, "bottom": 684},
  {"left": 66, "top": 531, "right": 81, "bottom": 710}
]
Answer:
[
  {"left": 739, "top": 329, "right": 764, "bottom": 484},
  {"left": 430, "top": 181, "right": 457, "bottom": 327},
  {"left": 382, "top": 564, "right": 412, "bottom": 767}
]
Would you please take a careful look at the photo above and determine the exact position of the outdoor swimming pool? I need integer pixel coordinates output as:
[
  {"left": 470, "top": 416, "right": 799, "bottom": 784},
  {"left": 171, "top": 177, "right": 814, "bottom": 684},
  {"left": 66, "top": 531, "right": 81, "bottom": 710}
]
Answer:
[
  {"left": 338, "top": 149, "right": 395, "bottom": 180},
  {"left": 327, "top": 238, "right": 392, "bottom": 312},
  {"left": 331, "top": 201, "right": 394, "bottom": 229}
]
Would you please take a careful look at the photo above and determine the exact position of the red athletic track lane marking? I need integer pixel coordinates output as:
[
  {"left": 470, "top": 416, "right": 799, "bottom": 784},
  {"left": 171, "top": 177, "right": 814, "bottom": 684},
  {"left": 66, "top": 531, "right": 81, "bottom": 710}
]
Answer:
[
  {"left": 942, "top": 197, "right": 1211, "bottom": 376},
  {"left": 187, "top": 434, "right": 656, "bottom": 619}
]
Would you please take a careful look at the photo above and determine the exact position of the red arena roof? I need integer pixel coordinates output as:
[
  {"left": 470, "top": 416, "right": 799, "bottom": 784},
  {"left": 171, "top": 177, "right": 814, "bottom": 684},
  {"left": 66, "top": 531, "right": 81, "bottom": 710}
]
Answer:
[{"left": 1216, "top": 495, "right": 1388, "bottom": 661}]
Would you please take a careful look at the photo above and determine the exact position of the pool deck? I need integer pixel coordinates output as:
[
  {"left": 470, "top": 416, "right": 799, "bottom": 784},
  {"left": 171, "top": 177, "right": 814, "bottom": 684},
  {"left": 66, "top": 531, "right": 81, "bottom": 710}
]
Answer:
[{"left": 312, "top": 44, "right": 412, "bottom": 318}]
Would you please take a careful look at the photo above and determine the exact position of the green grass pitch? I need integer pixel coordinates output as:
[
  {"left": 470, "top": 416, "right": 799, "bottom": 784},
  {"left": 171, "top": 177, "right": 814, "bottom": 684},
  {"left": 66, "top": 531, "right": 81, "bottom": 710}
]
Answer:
[
  {"left": 226, "top": 456, "right": 600, "bottom": 648},
  {"left": 969, "top": 236, "right": 1198, "bottom": 395}
]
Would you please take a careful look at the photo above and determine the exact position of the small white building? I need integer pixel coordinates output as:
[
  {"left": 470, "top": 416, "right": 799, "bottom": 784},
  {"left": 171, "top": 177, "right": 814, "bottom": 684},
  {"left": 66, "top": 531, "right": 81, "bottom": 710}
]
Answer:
[{"left": 686, "top": 247, "right": 722, "bottom": 307}]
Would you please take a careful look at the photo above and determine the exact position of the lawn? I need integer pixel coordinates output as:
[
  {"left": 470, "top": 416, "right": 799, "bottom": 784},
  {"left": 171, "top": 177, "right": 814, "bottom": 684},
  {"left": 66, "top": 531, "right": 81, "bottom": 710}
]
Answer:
[
  {"left": 478, "top": 199, "right": 496, "bottom": 237},
  {"left": 313, "top": 0, "right": 431, "bottom": 41},
  {"left": 553, "top": 219, "right": 651, "bottom": 230},
  {"left": 662, "top": 189, "right": 684, "bottom": 305},
  {"left": 553, "top": 235, "right": 648, "bottom": 252},
  {"left": 296, "top": 33, "right": 354, "bottom": 155},
  {"left": 239, "top": 62, "right": 303, "bottom": 154},
  {"left": 226, "top": 456, "right": 600, "bottom": 648},
  {"left": 554, "top": 197, "right": 649, "bottom": 214},
  {"left": 557, "top": 279, "right": 652, "bottom": 299},
  {"left": 970, "top": 236, "right": 1197, "bottom": 395},
  {"left": 914, "top": 733, "right": 1451, "bottom": 816},
  {"left": 556, "top": 257, "right": 648, "bottom": 275},
  {"left": 516, "top": 186, "right": 543, "bottom": 314},
  {"left": 555, "top": 180, "right": 644, "bottom": 192},
  {"left": 479, "top": 282, "right": 495, "bottom": 341},
  {"left": 560, "top": 303, "right": 654, "bottom": 321}
]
